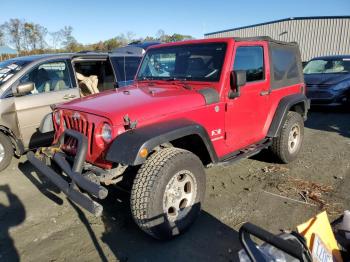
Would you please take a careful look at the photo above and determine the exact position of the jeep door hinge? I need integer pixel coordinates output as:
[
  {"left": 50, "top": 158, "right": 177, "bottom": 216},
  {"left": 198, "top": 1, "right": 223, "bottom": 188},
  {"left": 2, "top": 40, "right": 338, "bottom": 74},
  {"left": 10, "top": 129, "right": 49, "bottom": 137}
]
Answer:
[{"left": 123, "top": 114, "right": 138, "bottom": 130}]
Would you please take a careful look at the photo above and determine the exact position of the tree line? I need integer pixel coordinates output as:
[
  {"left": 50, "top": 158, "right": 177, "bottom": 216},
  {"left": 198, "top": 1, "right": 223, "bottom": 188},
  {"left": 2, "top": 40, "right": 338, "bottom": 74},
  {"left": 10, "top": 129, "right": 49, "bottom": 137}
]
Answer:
[{"left": 0, "top": 18, "right": 194, "bottom": 56}]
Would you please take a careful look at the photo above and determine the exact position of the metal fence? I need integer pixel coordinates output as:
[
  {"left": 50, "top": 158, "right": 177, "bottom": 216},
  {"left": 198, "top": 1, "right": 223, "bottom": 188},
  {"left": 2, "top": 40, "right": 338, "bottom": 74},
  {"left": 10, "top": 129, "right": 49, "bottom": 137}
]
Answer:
[{"left": 205, "top": 17, "right": 350, "bottom": 61}]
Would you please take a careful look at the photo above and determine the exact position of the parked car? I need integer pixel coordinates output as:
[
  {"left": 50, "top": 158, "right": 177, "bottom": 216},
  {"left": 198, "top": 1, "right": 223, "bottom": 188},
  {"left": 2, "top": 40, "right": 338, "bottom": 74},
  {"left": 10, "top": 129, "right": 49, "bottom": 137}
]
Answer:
[
  {"left": 304, "top": 55, "right": 350, "bottom": 106},
  {"left": 0, "top": 48, "right": 143, "bottom": 171},
  {"left": 128, "top": 41, "right": 162, "bottom": 51},
  {"left": 28, "top": 37, "right": 308, "bottom": 240}
]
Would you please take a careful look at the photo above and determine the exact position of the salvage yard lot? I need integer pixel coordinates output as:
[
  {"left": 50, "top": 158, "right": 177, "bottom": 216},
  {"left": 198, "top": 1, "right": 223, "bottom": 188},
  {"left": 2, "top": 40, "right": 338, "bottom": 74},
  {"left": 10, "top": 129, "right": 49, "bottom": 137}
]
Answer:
[{"left": 1, "top": 108, "right": 350, "bottom": 262}]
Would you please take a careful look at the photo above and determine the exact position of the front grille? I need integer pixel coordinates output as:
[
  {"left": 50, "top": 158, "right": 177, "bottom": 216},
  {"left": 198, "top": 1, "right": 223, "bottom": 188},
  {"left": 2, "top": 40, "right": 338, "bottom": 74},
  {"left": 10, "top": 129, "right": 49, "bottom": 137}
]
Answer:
[
  {"left": 306, "top": 83, "right": 331, "bottom": 89},
  {"left": 307, "top": 90, "right": 334, "bottom": 99},
  {"left": 63, "top": 114, "right": 95, "bottom": 155}
]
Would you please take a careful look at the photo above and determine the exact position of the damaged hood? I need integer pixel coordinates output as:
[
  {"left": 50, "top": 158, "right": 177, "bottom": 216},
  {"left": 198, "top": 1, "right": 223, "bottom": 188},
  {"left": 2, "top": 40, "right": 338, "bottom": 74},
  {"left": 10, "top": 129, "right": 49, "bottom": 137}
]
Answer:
[{"left": 58, "top": 85, "right": 207, "bottom": 126}]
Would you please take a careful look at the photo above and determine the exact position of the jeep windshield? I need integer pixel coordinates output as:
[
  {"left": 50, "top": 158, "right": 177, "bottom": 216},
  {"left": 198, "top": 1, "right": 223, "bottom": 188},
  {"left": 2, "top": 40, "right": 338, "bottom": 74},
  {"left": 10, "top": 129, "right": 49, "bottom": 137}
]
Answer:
[
  {"left": 0, "top": 59, "right": 30, "bottom": 86},
  {"left": 137, "top": 43, "right": 227, "bottom": 82}
]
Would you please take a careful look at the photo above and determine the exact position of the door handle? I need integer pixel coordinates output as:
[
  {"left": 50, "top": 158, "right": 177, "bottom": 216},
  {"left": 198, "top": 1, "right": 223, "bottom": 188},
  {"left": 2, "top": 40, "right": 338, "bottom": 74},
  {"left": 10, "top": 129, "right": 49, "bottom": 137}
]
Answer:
[
  {"left": 260, "top": 90, "right": 270, "bottom": 96},
  {"left": 63, "top": 94, "right": 76, "bottom": 99}
]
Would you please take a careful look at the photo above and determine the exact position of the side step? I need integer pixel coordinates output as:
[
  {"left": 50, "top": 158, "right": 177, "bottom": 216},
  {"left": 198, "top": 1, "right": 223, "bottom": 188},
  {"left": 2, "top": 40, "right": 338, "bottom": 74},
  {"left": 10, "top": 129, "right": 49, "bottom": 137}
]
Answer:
[{"left": 218, "top": 139, "right": 272, "bottom": 166}]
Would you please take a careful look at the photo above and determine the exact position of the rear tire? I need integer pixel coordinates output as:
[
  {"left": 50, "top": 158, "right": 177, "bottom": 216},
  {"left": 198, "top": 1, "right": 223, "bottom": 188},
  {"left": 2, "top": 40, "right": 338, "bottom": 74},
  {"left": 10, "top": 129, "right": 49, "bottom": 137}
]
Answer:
[
  {"left": 0, "top": 133, "right": 13, "bottom": 172},
  {"left": 271, "top": 111, "right": 304, "bottom": 163},
  {"left": 130, "top": 147, "right": 206, "bottom": 240}
]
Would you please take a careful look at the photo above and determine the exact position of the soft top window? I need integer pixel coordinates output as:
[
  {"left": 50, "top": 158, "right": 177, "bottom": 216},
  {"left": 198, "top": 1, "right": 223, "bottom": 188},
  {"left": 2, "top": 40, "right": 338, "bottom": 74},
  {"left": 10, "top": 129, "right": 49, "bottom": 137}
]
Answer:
[{"left": 270, "top": 43, "right": 303, "bottom": 89}]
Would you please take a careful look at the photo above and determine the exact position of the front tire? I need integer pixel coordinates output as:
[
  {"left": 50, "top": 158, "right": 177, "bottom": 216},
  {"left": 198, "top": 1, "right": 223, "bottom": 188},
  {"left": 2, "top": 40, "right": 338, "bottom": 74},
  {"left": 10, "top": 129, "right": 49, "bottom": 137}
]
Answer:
[
  {"left": 0, "top": 133, "right": 13, "bottom": 172},
  {"left": 130, "top": 147, "right": 206, "bottom": 240},
  {"left": 271, "top": 111, "right": 304, "bottom": 163}
]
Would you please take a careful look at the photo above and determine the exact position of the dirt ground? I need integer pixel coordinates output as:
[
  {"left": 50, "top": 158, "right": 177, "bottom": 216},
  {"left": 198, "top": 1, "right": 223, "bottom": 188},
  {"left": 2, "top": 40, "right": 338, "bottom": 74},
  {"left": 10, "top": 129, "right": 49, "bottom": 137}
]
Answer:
[{"left": 1, "top": 108, "right": 350, "bottom": 262}]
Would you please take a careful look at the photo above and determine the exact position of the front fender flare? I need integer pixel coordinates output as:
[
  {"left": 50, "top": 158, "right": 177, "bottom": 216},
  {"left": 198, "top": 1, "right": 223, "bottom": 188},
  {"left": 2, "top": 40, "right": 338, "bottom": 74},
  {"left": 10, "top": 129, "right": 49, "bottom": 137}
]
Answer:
[{"left": 105, "top": 119, "right": 218, "bottom": 166}]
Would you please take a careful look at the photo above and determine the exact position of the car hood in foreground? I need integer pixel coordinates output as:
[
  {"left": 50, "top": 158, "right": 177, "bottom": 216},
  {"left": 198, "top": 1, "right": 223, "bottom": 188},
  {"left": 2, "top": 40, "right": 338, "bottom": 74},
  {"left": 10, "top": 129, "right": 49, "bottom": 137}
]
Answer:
[{"left": 58, "top": 85, "right": 207, "bottom": 126}]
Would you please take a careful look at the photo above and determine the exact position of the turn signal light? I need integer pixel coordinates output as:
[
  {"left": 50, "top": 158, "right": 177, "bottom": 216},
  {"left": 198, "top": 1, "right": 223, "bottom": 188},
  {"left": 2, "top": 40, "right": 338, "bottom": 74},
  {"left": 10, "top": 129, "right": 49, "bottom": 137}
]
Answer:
[{"left": 139, "top": 148, "right": 148, "bottom": 158}]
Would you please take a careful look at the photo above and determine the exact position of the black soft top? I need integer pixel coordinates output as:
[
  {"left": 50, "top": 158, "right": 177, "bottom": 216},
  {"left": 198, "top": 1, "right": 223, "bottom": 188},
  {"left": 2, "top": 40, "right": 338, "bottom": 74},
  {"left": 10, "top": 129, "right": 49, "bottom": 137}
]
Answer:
[
  {"left": 234, "top": 36, "right": 298, "bottom": 46},
  {"left": 234, "top": 36, "right": 304, "bottom": 89}
]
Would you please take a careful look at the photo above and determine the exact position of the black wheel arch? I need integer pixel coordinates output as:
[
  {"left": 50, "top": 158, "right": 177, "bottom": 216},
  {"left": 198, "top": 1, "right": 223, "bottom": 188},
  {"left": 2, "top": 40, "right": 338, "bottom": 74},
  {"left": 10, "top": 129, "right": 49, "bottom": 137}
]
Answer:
[
  {"left": 105, "top": 119, "right": 218, "bottom": 166},
  {"left": 0, "top": 125, "right": 25, "bottom": 156},
  {"left": 267, "top": 93, "right": 310, "bottom": 138}
]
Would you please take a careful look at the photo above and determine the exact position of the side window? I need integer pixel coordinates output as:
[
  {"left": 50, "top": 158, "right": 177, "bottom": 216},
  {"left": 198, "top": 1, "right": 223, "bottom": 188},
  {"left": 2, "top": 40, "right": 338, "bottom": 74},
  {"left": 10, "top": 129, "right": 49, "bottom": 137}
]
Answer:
[
  {"left": 111, "top": 56, "right": 142, "bottom": 82},
  {"left": 20, "top": 61, "right": 72, "bottom": 95},
  {"left": 271, "top": 48, "right": 298, "bottom": 80},
  {"left": 234, "top": 46, "right": 264, "bottom": 82}
]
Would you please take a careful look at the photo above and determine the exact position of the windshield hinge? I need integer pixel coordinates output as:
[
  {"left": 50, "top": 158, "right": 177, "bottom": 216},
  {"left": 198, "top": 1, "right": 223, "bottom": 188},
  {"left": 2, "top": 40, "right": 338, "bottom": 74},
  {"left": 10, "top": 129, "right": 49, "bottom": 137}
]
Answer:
[{"left": 123, "top": 114, "right": 138, "bottom": 130}]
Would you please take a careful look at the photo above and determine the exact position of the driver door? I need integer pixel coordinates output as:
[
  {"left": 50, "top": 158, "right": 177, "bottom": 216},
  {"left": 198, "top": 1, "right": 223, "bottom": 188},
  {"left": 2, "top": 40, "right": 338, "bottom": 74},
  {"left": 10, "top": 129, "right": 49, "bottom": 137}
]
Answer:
[
  {"left": 225, "top": 43, "right": 271, "bottom": 151},
  {"left": 14, "top": 59, "right": 79, "bottom": 149}
]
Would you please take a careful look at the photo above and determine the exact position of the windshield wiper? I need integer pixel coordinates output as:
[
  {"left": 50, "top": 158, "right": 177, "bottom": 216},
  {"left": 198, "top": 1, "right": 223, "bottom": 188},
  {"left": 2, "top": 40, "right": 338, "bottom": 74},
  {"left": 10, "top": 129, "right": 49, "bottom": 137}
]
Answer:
[
  {"left": 137, "top": 76, "right": 192, "bottom": 89},
  {"left": 165, "top": 77, "right": 188, "bottom": 81},
  {"left": 165, "top": 77, "right": 193, "bottom": 90},
  {"left": 138, "top": 76, "right": 156, "bottom": 81}
]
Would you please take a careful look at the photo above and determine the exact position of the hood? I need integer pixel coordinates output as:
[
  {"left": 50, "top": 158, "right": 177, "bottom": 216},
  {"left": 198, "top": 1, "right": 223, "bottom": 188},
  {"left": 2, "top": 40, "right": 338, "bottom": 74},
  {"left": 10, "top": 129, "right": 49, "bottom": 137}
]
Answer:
[
  {"left": 58, "top": 85, "right": 206, "bottom": 125},
  {"left": 304, "top": 73, "right": 350, "bottom": 87}
]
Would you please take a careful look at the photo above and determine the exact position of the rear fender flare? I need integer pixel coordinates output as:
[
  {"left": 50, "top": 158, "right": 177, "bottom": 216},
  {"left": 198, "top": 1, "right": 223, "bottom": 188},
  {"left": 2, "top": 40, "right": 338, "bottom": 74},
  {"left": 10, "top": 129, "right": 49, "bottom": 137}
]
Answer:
[{"left": 267, "top": 93, "right": 309, "bottom": 138}]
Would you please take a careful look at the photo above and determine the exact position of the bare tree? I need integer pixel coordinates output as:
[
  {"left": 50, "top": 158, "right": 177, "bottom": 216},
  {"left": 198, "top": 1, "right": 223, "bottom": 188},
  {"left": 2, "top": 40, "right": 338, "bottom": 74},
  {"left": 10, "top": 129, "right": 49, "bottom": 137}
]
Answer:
[
  {"left": 50, "top": 30, "right": 64, "bottom": 49},
  {"left": 126, "top": 31, "right": 136, "bottom": 43},
  {"left": 3, "top": 19, "right": 24, "bottom": 52},
  {"left": 156, "top": 29, "right": 166, "bottom": 42},
  {"left": 21, "top": 22, "right": 47, "bottom": 50},
  {"left": 0, "top": 25, "right": 5, "bottom": 46},
  {"left": 61, "top": 26, "right": 77, "bottom": 48},
  {"left": 22, "top": 22, "right": 34, "bottom": 50},
  {"left": 35, "top": 24, "right": 47, "bottom": 49},
  {"left": 115, "top": 33, "right": 129, "bottom": 46}
]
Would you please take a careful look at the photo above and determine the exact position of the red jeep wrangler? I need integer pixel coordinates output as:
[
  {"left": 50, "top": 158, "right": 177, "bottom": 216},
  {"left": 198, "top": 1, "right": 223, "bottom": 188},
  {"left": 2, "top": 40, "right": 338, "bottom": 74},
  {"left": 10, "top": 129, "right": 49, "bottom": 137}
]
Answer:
[{"left": 28, "top": 37, "right": 309, "bottom": 240}]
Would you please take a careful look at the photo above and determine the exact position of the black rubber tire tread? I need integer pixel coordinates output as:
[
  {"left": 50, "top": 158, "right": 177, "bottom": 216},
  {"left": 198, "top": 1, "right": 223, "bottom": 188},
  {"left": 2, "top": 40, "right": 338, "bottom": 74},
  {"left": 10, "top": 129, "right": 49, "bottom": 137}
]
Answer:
[
  {"left": 271, "top": 111, "right": 304, "bottom": 164},
  {"left": 130, "top": 147, "right": 205, "bottom": 239},
  {"left": 0, "top": 133, "right": 13, "bottom": 172}
]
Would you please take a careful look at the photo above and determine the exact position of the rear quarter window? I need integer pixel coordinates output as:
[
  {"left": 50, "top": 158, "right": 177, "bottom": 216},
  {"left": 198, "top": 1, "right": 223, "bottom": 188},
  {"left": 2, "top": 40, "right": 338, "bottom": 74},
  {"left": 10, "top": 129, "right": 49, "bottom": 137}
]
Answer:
[
  {"left": 271, "top": 48, "right": 298, "bottom": 80},
  {"left": 270, "top": 43, "right": 303, "bottom": 89}
]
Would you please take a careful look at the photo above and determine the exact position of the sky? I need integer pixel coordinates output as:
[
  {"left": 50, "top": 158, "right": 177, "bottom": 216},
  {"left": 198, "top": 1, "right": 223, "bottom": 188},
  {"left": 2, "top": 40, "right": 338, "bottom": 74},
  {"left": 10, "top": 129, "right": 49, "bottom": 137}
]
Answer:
[{"left": 1, "top": 0, "right": 349, "bottom": 45}]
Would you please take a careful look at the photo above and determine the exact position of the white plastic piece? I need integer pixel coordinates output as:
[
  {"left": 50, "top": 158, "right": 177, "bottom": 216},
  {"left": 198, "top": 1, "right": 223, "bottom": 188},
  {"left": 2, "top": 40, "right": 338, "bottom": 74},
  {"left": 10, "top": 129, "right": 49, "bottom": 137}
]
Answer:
[{"left": 339, "top": 210, "right": 350, "bottom": 238}]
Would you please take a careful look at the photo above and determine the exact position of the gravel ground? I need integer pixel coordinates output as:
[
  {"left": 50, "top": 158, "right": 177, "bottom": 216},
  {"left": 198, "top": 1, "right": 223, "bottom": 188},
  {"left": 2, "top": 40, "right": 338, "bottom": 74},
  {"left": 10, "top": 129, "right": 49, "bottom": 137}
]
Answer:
[{"left": 0, "top": 108, "right": 349, "bottom": 262}]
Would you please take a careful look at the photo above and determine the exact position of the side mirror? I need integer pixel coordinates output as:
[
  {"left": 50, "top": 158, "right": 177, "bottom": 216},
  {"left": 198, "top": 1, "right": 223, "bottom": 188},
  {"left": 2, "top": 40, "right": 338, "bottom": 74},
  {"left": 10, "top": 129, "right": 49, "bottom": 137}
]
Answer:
[
  {"left": 39, "top": 112, "right": 54, "bottom": 133},
  {"left": 239, "top": 223, "right": 312, "bottom": 262},
  {"left": 229, "top": 70, "right": 247, "bottom": 99},
  {"left": 16, "top": 82, "right": 34, "bottom": 96}
]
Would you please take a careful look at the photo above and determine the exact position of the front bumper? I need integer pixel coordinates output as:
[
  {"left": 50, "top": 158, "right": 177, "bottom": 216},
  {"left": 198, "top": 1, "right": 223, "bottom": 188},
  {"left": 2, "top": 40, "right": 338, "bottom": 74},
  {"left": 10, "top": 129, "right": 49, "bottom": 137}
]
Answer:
[{"left": 27, "top": 129, "right": 108, "bottom": 216}]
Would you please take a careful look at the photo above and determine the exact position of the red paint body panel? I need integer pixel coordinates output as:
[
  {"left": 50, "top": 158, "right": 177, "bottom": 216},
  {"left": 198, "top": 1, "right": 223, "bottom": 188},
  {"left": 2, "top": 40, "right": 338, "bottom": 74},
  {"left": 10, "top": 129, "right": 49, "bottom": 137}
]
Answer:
[{"left": 54, "top": 38, "right": 304, "bottom": 168}]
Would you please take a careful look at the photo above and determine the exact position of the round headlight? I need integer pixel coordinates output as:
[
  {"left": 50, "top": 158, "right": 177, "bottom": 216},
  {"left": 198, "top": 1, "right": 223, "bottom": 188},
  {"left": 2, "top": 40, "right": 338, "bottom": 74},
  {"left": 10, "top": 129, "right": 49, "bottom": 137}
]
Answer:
[
  {"left": 101, "top": 123, "right": 112, "bottom": 143},
  {"left": 54, "top": 111, "right": 61, "bottom": 126}
]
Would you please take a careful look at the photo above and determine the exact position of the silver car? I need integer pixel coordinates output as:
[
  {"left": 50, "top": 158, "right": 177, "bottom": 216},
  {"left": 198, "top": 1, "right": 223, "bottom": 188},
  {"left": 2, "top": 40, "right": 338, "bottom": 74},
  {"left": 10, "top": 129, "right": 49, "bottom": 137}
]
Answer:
[{"left": 0, "top": 50, "right": 142, "bottom": 171}]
